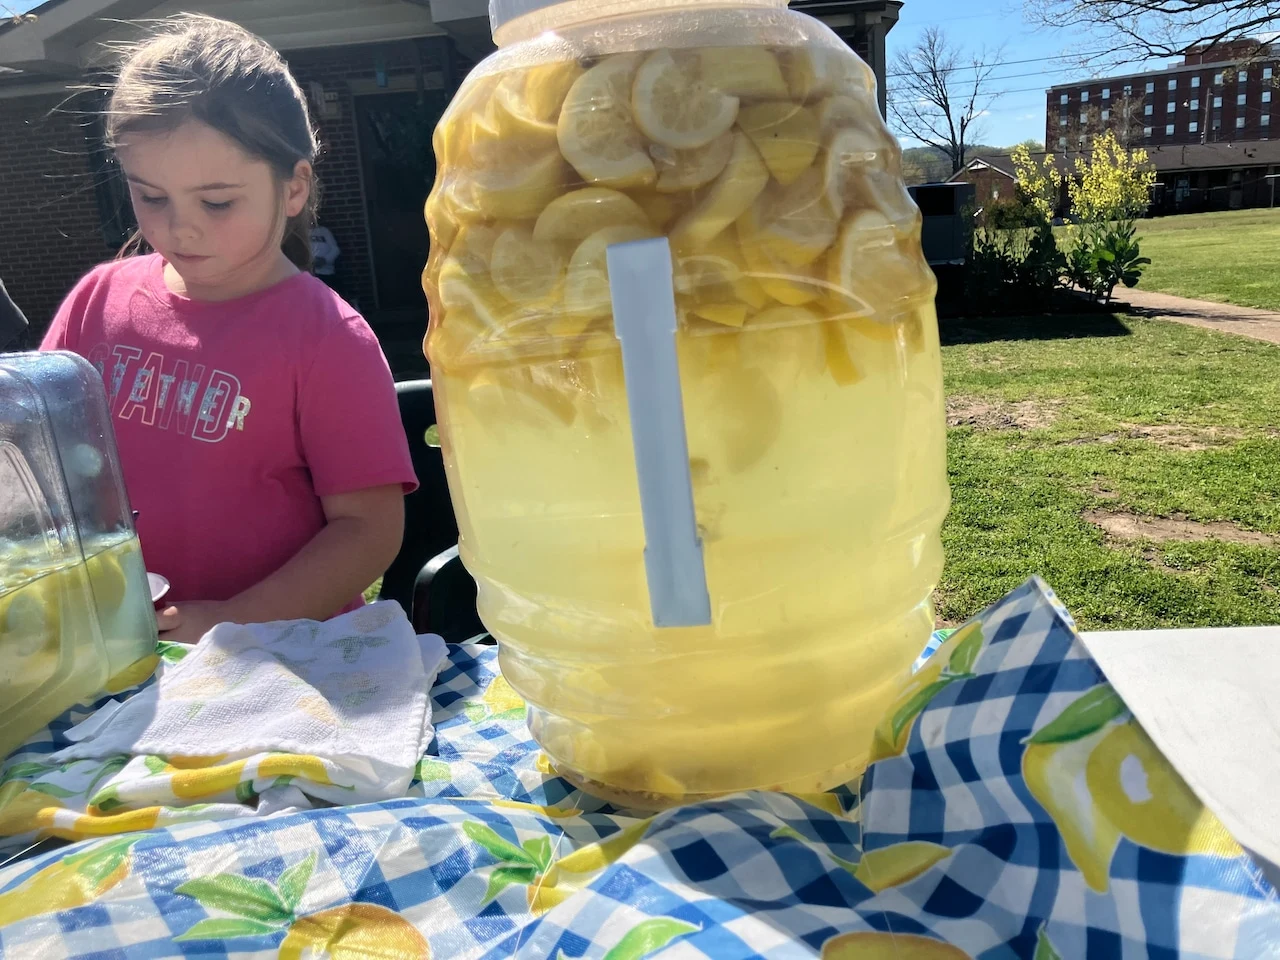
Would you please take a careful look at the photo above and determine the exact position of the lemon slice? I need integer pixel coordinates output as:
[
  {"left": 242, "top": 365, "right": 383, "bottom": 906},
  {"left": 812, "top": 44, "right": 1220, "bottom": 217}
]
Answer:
[
  {"left": 739, "top": 167, "right": 840, "bottom": 267},
  {"left": 745, "top": 305, "right": 826, "bottom": 384},
  {"left": 823, "top": 321, "right": 862, "bottom": 386},
  {"left": 490, "top": 226, "right": 566, "bottom": 305},
  {"left": 465, "top": 145, "right": 570, "bottom": 221},
  {"left": 697, "top": 47, "right": 789, "bottom": 99},
  {"left": 823, "top": 126, "right": 886, "bottom": 215},
  {"left": 563, "top": 224, "right": 660, "bottom": 317},
  {"left": 450, "top": 223, "right": 501, "bottom": 277},
  {"left": 816, "top": 94, "right": 879, "bottom": 135},
  {"left": 631, "top": 190, "right": 683, "bottom": 229},
  {"left": 738, "top": 102, "right": 821, "bottom": 186},
  {"left": 651, "top": 131, "right": 735, "bottom": 193},
  {"left": 437, "top": 257, "right": 508, "bottom": 329},
  {"left": 737, "top": 218, "right": 825, "bottom": 306},
  {"left": 669, "top": 132, "right": 769, "bottom": 252},
  {"left": 532, "top": 188, "right": 651, "bottom": 243},
  {"left": 689, "top": 301, "right": 749, "bottom": 327},
  {"left": 632, "top": 49, "right": 740, "bottom": 150},
  {"left": 673, "top": 232, "right": 768, "bottom": 309},
  {"left": 425, "top": 189, "right": 459, "bottom": 250},
  {"left": 782, "top": 47, "right": 872, "bottom": 102},
  {"left": 828, "top": 210, "right": 924, "bottom": 317},
  {"left": 434, "top": 72, "right": 501, "bottom": 167},
  {"left": 558, "top": 55, "right": 656, "bottom": 189}
]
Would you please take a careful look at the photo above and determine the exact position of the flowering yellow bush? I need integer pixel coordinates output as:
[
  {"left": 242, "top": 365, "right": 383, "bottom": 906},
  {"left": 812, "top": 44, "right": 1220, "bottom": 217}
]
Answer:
[
  {"left": 1010, "top": 144, "right": 1063, "bottom": 223},
  {"left": 1067, "top": 132, "right": 1156, "bottom": 223}
]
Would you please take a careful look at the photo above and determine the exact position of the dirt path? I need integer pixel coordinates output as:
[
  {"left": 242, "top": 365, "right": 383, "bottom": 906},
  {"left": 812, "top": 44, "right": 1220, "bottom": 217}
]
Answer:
[{"left": 1118, "top": 288, "right": 1280, "bottom": 345}]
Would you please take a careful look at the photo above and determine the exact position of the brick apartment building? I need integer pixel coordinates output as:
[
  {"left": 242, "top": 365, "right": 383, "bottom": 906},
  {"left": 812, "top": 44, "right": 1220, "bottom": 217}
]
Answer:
[
  {"left": 953, "top": 39, "right": 1280, "bottom": 218},
  {"left": 1046, "top": 39, "right": 1279, "bottom": 151},
  {"left": 0, "top": 0, "right": 902, "bottom": 353}
]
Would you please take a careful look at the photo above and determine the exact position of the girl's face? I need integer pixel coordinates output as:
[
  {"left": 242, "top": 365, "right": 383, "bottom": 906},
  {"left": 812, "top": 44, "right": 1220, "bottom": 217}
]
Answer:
[{"left": 117, "top": 119, "right": 310, "bottom": 299}]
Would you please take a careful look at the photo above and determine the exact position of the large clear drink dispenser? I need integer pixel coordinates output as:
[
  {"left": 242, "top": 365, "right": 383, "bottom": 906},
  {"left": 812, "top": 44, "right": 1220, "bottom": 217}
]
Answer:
[
  {"left": 423, "top": 0, "right": 950, "bottom": 806},
  {"left": 0, "top": 351, "right": 157, "bottom": 760}
]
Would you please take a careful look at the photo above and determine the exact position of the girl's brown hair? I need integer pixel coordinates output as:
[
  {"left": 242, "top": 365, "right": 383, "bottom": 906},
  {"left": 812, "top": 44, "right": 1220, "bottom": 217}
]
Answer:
[{"left": 106, "top": 15, "right": 319, "bottom": 269}]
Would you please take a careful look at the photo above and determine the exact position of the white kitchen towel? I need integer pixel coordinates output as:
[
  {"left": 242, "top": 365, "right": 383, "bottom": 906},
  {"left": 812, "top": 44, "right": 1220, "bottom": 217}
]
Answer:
[{"left": 53, "top": 602, "right": 448, "bottom": 803}]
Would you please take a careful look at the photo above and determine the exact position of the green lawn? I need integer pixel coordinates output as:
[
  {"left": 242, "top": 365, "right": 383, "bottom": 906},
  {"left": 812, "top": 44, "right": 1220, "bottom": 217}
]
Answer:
[
  {"left": 937, "top": 313, "right": 1280, "bottom": 630},
  {"left": 1136, "top": 208, "right": 1280, "bottom": 311}
]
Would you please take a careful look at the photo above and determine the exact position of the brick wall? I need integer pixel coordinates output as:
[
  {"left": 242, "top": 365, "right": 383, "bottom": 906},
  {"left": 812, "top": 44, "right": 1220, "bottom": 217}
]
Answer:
[
  {"left": 0, "top": 37, "right": 469, "bottom": 339},
  {"left": 950, "top": 166, "right": 1015, "bottom": 206},
  {"left": 0, "top": 92, "right": 114, "bottom": 335}
]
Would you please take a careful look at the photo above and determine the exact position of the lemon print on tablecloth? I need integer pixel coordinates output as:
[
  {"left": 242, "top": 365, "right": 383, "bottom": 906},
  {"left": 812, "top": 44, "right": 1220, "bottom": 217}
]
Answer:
[
  {"left": 867, "top": 620, "right": 985, "bottom": 765},
  {"left": 1022, "top": 682, "right": 1242, "bottom": 895},
  {"left": 771, "top": 825, "right": 951, "bottom": 893},
  {"left": 0, "top": 835, "right": 139, "bottom": 927},
  {"left": 174, "top": 850, "right": 430, "bottom": 957},
  {"left": 464, "top": 674, "right": 527, "bottom": 724},
  {"left": 466, "top": 817, "right": 652, "bottom": 915},
  {"left": 820, "top": 931, "right": 973, "bottom": 959}
]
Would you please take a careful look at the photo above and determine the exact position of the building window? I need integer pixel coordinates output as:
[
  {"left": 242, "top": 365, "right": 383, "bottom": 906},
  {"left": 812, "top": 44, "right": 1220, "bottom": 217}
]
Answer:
[
  {"left": 1060, "top": 116, "right": 1068, "bottom": 127},
  {"left": 1190, "top": 98, "right": 1200, "bottom": 111},
  {"left": 1144, "top": 125, "right": 1153, "bottom": 138},
  {"left": 1080, "top": 111, "right": 1088, "bottom": 123},
  {"left": 1213, "top": 117, "right": 1222, "bottom": 129},
  {"left": 1214, "top": 95, "right": 1223, "bottom": 108},
  {"left": 1167, "top": 101, "right": 1176, "bottom": 113},
  {"left": 1265, "top": 67, "right": 1274, "bottom": 80},
  {"left": 1168, "top": 78, "right": 1177, "bottom": 90},
  {"left": 1060, "top": 93, "right": 1069, "bottom": 105},
  {"left": 1166, "top": 123, "right": 1175, "bottom": 135},
  {"left": 1192, "top": 76, "right": 1201, "bottom": 88},
  {"left": 1265, "top": 114, "right": 1272, "bottom": 127},
  {"left": 1239, "top": 70, "right": 1249, "bottom": 82},
  {"left": 1124, "top": 83, "right": 1133, "bottom": 96},
  {"left": 1058, "top": 136, "right": 1068, "bottom": 149},
  {"left": 1237, "top": 116, "right": 1247, "bottom": 129},
  {"left": 1189, "top": 121, "right": 1199, "bottom": 133},
  {"left": 1081, "top": 90, "right": 1089, "bottom": 101},
  {"left": 1101, "top": 109, "right": 1110, "bottom": 121},
  {"left": 1145, "top": 104, "right": 1154, "bottom": 116},
  {"left": 1102, "top": 87, "right": 1110, "bottom": 99},
  {"left": 1265, "top": 91, "right": 1273, "bottom": 103},
  {"left": 1214, "top": 72, "right": 1224, "bottom": 85},
  {"left": 1146, "top": 81, "right": 1155, "bottom": 93},
  {"left": 1238, "top": 93, "right": 1247, "bottom": 106}
]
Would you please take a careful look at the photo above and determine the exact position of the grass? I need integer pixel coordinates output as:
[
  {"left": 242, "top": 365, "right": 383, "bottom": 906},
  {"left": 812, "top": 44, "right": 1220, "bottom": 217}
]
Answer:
[
  {"left": 937, "top": 313, "right": 1280, "bottom": 630},
  {"left": 1136, "top": 208, "right": 1280, "bottom": 310}
]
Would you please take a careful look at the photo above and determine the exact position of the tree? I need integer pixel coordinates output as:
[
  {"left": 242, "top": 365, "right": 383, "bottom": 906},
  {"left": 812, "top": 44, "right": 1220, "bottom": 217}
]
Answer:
[
  {"left": 1025, "top": 0, "right": 1280, "bottom": 64},
  {"left": 888, "top": 27, "right": 1005, "bottom": 176},
  {"left": 1011, "top": 145, "right": 1065, "bottom": 221},
  {"left": 1067, "top": 130, "right": 1156, "bottom": 222}
]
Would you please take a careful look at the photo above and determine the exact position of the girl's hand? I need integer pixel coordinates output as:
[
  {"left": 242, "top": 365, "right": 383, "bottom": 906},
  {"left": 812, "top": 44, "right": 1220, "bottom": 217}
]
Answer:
[{"left": 155, "top": 601, "right": 233, "bottom": 645}]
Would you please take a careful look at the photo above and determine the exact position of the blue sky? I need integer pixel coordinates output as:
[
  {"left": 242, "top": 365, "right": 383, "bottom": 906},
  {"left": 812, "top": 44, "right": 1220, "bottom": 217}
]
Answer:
[{"left": 885, "top": 0, "right": 1176, "bottom": 148}]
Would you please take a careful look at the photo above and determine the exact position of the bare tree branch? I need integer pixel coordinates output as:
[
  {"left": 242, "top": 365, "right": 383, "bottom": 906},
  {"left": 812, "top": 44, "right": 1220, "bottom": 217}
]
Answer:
[
  {"left": 887, "top": 27, "right": 1005, "bottom": 175},
  {"left": 1025, "top": 0, "right": 1280, "bottom": 65}
]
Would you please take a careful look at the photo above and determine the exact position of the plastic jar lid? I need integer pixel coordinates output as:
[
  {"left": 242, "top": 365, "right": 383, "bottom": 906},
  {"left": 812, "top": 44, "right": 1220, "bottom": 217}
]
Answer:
[{"left": 489, "top": 0, "right": 788, "bottom": 47}]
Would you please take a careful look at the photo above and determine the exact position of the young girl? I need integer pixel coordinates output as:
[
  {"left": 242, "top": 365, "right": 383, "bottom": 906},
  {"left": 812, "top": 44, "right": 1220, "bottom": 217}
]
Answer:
[{"left": 42, "top": 15, "right": 417, "bottom": 643}]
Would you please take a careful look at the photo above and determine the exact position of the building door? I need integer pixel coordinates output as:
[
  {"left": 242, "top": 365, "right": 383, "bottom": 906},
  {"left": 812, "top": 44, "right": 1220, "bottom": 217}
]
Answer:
[{"left": 354, "top": 91, "right": 448, "bottom": 311}]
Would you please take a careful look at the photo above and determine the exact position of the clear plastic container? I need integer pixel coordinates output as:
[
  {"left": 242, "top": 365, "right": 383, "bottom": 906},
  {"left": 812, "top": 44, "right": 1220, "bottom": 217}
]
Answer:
[
  {"left": 423, "top": 0, "right": 949, "bottom": 806},
  {"left": 0, "top": 351, "right": 157, "bottom": 760}
]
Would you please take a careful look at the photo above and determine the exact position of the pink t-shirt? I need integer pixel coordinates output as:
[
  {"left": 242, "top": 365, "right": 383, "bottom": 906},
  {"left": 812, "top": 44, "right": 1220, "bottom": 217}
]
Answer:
[{"left": 42, "top": 254, "right": 417, "bottom": 610}]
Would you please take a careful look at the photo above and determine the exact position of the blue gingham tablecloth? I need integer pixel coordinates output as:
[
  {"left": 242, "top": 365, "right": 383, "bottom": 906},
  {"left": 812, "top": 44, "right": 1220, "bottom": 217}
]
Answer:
[{"left": 0, "top": 576, "right": 1276, "bottom": 959}]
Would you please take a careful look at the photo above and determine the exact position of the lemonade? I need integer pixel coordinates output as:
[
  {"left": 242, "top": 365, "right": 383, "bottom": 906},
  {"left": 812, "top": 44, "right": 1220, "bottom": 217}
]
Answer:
[
  {"left": 424, "top": 10, "right": 948, "bottom": 805},
  {"left": 0, "top": 534, "right": 153, "bottom": 759}
]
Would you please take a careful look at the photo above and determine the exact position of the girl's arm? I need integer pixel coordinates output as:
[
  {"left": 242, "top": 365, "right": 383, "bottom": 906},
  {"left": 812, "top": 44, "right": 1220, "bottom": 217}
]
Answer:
[{"left": 157, "top": 484, "right": 405, "bottom": 642}]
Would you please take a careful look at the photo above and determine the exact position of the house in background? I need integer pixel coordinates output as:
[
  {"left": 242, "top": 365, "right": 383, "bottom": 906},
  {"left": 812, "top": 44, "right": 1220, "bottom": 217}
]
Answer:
[
  {"left": 950, "top": 141, "right": 1280, "bottom": 218},
  {"left": 0, "top": 0, "right": 900, "bottom": 366}
]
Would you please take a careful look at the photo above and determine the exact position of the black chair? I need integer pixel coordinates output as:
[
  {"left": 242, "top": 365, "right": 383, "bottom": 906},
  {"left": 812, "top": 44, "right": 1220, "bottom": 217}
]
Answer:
[{"left": 379, "top": 379, "right": 486, "bottom": 642}]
